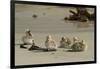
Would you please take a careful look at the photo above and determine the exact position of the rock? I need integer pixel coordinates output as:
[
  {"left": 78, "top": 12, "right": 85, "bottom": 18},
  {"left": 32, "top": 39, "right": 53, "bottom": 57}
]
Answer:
[
  {"left": 66, "top": 8, "right": 95, "bottom": 21},
  {"left": 32, "top": 14, "right": 37, "bottom": 18}
]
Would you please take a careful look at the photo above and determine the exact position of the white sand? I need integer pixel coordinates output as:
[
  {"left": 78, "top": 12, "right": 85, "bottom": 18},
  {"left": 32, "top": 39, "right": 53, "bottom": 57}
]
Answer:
[{"left": 15, "top": 4, "right": 95, "bottom": 65}]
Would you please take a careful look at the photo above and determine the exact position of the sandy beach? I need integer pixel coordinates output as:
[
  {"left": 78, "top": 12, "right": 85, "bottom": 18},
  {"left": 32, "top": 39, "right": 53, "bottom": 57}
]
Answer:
[{"left": 15, "top": 4, "right": 95, "bottom": 65}]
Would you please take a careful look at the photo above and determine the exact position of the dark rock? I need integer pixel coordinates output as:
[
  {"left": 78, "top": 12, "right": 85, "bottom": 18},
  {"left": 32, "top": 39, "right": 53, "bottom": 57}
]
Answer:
[
  {"left": 20, "top": 44, "right": 27, "bottom": 49},
  {"left": 32, "top": 14, "right": 37, "bottom": 18}
]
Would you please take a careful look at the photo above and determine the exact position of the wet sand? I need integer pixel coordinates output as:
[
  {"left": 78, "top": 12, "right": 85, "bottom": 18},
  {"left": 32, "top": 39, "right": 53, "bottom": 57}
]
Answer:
[{"left": 15, "top": 4, "right": 95, "bottom": 65}]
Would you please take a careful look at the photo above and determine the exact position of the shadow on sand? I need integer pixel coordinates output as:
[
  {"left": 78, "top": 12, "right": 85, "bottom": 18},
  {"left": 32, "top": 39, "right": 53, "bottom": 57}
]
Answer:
[
  {"left": 65, "top": 50, "right": 83, "bottom": 52},
  {"left": 28, "top": 48, "right": 57, "bottom": 52}
]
